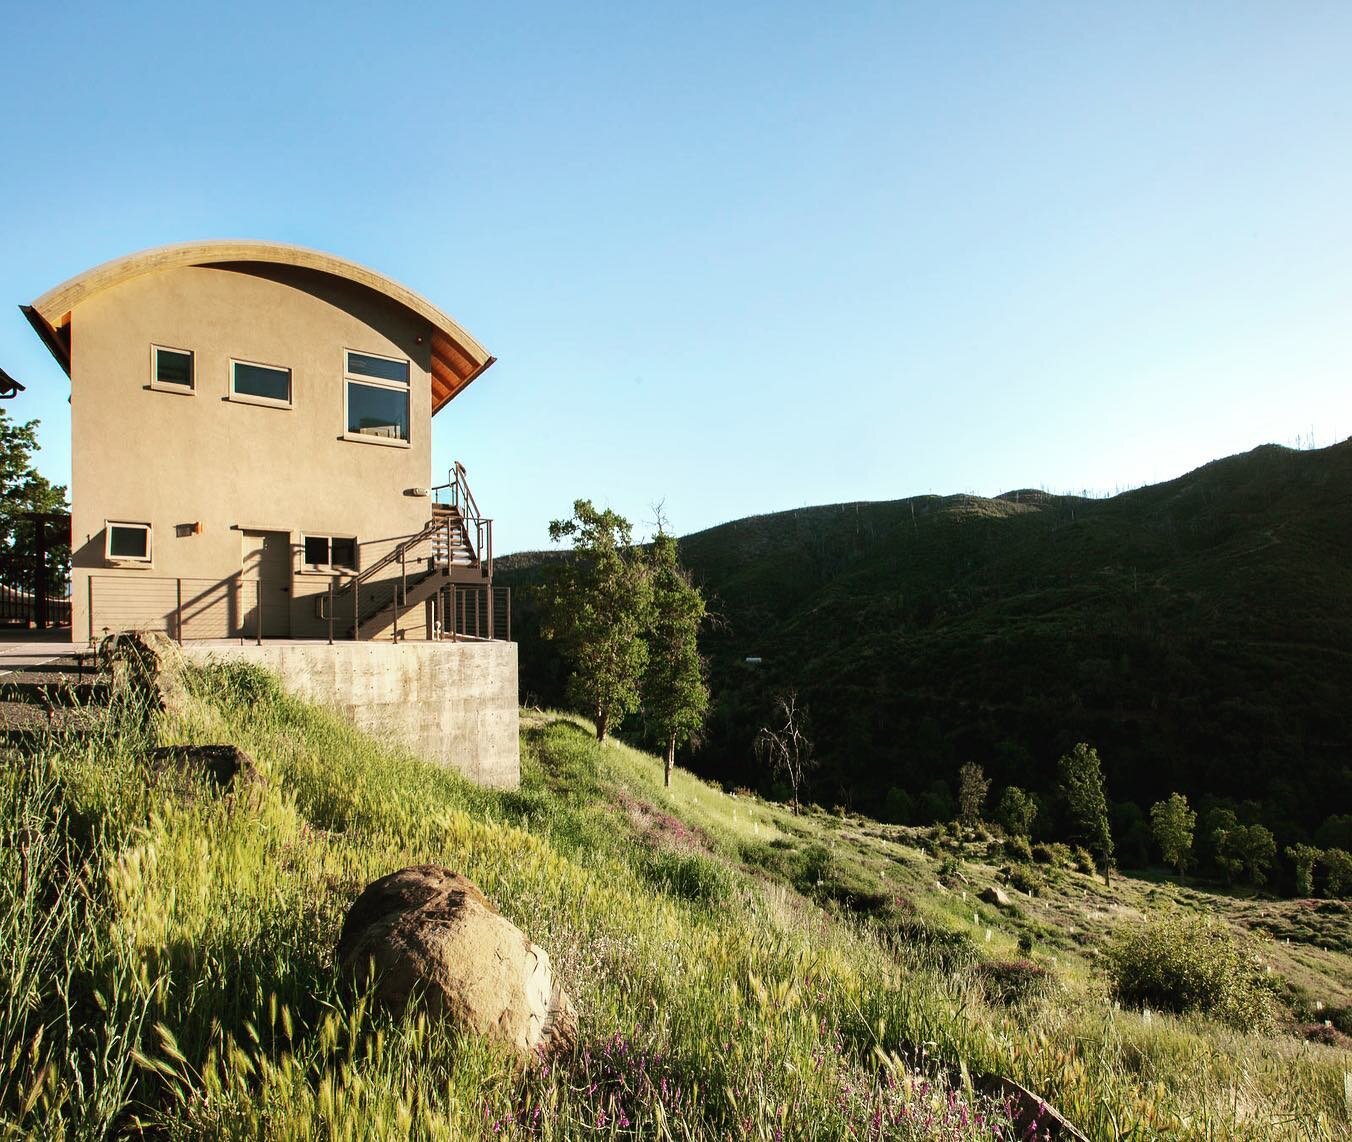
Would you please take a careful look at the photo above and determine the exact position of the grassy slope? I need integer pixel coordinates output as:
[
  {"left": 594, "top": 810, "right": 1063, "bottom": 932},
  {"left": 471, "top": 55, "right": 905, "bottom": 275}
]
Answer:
[
  {"left": 3, "top": 670, "right": 1349, "bottom": 1139},
  {"left": 501, "top": 441, "right": 1352, "bottom": 838}
]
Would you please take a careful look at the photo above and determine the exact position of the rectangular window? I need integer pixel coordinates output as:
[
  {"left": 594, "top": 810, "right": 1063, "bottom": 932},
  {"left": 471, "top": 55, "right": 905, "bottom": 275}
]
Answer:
[
  {"left": 346, "top": 381, "right": 410, "bottom": 440},
  {"left": 106, "top": 521, "right": 152, "bottom": 562},
  {"left": 231, "top": 360, "right": 292, "bottom": 406},
  {"left": 152, "top": 346, "right": 194, "bottom": 391},
  {"left": 346, "top": 351, "right": 410, "bottom": 384},
  {"left": 303, "top": 534, "right": 358, "bottom": 570},
  {"left": 344, "top": 349, "right": 411, "bottom": 443}
]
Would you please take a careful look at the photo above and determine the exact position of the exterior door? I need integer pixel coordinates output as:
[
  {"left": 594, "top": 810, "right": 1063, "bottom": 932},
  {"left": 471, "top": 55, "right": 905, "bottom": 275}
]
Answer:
[{"left": 241, "top": 530, "right": 292, "bottom": 637}]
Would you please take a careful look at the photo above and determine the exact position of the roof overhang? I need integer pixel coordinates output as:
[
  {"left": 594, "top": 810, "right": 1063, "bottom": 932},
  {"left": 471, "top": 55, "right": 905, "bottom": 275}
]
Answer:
[
  {"left": 0, "top": 365, "right": 26, "bottom": 399},
  {"left": 22, "top": 239, "right": 494, "bottom": 413}
]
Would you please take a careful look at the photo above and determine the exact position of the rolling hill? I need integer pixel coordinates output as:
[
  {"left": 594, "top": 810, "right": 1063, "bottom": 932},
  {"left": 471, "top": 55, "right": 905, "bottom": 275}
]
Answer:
[{"left": 501, "top": 441, "right": 1352, "bottom": 852}]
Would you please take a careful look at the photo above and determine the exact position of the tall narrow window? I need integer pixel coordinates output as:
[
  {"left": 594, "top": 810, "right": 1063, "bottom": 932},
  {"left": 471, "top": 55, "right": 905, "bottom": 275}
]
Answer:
[
  {"left": 231, "top": 359, "right": 292, "bottom": 406},
  {"left": 344, "top": 350, "right": 410, "bottom": 442},
  {"left": 151, "top": 346, "right": 194, "bottom": 391}
]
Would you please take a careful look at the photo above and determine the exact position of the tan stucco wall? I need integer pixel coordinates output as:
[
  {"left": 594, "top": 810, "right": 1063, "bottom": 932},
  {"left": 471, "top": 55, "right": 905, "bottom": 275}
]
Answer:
[
  {"left": 183, "top": 641, "right": 521, "bottom": 790},
  {"left": 68, "top": 263, "right": 441, "bottom": 642}
]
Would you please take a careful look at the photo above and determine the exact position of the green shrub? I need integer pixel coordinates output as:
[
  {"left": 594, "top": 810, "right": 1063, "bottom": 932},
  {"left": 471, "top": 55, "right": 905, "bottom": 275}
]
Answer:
[
  {"left": 1031, "top": 842, "right": 1071, "bottom": 867},
  {"left": 976, "top": 958, "right": 1056, "bottom": 1006},
  {"left": 1104, "top": 913, "right": 1277, "bottom": 1031},
  {"left": 1071, "top": 846, "right": 1097, "bottom": 875},
  {"left": 1006, "top": 863, "right": 1044, "bottom": 896},
  {"left": 879, "top": 915, "right": 978, "bottom": 971},
  {"left": 1003, "top": 834, "right": 1033, "bottom": 863},
  {"left": 637, "top": 848, "right": 734, "bottom": 906}
]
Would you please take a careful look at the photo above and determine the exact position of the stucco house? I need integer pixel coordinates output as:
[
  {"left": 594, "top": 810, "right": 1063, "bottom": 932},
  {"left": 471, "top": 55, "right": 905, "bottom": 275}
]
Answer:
[{"left": 23, "top": 240, "right": 504, "bottom": 646}]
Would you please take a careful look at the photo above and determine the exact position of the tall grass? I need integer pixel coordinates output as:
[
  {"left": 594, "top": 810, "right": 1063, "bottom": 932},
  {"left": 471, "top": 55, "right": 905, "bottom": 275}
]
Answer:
[{"left": 0, "top": 663, "right": 1347, "bottom": 1138}]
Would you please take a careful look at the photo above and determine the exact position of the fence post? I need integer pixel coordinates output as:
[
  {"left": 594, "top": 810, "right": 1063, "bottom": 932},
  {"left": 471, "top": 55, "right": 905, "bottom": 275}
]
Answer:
[
  {"left": 506, "top": 587, "right": 511, "bottom": 642},
  {"left": 176, "top": 578, "right": 184, "bottom": 644},
  {"left": 256, "top": 580, "right": 263, "bottom": 645},
  {"left": 353, "top": 576, "right": 360, "bottom": 641},
  {"left": 87, "top": 576, "right": 95, "bottom": 646},
  {"left": 328, "top": 577, "right": 335, "bottom": 645}
]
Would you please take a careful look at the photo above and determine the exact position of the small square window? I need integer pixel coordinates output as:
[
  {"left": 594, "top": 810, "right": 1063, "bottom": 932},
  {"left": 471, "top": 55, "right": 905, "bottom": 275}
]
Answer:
[
  {"left": 303, "top": 534, "right": 357, "bottom": 570},
  {"left": 152, "top": 346, "right": 194, "bottom": 390},
  {"left": 106, "top": 521, "right": 151, "bottom": 562},
  {"left": 231, "top": 360, "right": 291, "bottom": 405}
]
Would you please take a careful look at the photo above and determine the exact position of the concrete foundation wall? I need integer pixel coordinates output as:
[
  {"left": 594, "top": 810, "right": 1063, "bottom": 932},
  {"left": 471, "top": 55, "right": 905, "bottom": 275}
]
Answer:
[{"left": 184, "top": 640, "right": 519, "bottom": 789}]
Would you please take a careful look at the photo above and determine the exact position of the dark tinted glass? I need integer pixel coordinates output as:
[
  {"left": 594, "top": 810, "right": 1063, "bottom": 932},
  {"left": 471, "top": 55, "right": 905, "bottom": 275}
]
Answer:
[
  {"left": 234, "top": 362, "right": 291, "bottom": 403},
  {"left": 346, "top": 352, "right": 409, "bottom": 384},
  {"left": 347, "top": 382, "right": 409, "bottom": 440},
  {"left": 109, "top": 525, "right": 149, "bottom": 559},
  {"left": 304, "top": 536, "right": 330, "bottom": 565},
  {"left": 330, "top": 537, "right": 357, "bottom": 568},
  {"left": 155, "top": 348, "right": 193, "bottom": 388}
]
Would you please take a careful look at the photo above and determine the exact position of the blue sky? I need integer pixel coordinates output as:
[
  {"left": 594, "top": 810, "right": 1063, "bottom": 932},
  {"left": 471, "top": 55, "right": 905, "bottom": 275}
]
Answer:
[{"left": 3, "top": 1, "right": 1350, "bottom": 553}]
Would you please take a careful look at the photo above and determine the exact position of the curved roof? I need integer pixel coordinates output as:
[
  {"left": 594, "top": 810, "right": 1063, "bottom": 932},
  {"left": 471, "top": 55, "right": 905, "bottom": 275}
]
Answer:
[{"left": 22, "top": 239, "right": 494, "bottom": 412}]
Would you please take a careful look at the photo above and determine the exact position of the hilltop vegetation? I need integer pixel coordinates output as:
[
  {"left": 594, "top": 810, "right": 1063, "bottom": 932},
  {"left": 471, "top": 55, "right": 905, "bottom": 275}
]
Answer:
[
  {"left": 2, "top": 669, "right": 1349, "bottom": 1137},
  {"left": 503, "top": 441, "right": 1352, "bottom": 882}
]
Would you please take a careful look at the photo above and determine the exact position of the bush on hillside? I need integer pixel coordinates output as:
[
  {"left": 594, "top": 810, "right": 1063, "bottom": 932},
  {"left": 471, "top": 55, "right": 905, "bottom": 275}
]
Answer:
[
  {"left": 1003, "top": 834, "right": 1033, "bottom": 863},
  {"left": 1031, "top": 842, "right": 1072, "bottom": 868},
  {"left": 1005, "top": 863, "right": 1044, "bottom": 897},
  {"left": 976, "top": 958, "right": 1057, "bottom": 1006},
  {"left": 1104, "top": 913, "right": 1277, "bottom": 1031},
  {"left": 637, "top": 847, "right": 733, "bottom": 907}
]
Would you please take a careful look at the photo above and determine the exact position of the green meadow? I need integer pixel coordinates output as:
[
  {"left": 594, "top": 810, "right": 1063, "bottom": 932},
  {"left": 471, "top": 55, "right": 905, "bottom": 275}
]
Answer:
[{"left": 2, "top": 664, "right": 1349, "bottom": 1139}]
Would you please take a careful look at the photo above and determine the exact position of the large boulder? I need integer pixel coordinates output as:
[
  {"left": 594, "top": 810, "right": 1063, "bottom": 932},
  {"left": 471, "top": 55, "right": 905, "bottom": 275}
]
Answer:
[{"left": 336, "top": 866, "right": 576, "bottom": 1060}]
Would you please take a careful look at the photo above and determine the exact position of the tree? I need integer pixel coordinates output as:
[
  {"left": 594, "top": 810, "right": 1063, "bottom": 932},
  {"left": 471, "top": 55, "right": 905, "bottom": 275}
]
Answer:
[
  {"left": 643, "top": 523, "right": 709, "bottom": 787},
  {"left": 997, "top": 786, "right": 1038, "bottom": 837},
  {"left": 1214, "top": 823, "right": 1276, "bottom": 888},
  {"left": 0, "top": 408, "right": 68, "bottom": 591},
  {"left": 755, "top": 691, "right": 816, "bottom": 814},
  {"left": 1057, "top": 742, "right": 1113, "bottom": 883},
  {"left": 1285, "top": 844, "right": 1321, "bottom": 898},
  {"left": 1322, "top": 848, "right": 1352, "bottom": 899},
  {"left": 956, "top": 763, "right": 989, "bottom": 826},
  {"left": 540, "top": 501, "right": 653, "bottom": 742},
  {"left": 1150, "top": 793, "right": 1197, "bottom": 878}
]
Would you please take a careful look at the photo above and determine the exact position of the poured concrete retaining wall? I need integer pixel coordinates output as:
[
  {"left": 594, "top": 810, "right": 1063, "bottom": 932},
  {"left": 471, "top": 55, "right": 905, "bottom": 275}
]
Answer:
[{"left": 184, "top": 640, "right": 519, "bottom": 789}]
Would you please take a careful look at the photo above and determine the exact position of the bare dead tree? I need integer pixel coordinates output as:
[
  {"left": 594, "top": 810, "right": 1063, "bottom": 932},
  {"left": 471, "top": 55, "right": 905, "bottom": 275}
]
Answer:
[{"left": 755, "top": 691, "right": 816, "bottom": 814}]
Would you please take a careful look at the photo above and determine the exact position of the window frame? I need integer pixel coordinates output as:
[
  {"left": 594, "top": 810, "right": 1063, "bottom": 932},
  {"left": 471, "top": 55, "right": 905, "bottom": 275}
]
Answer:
[
  {"left": 228, "top": 357, "right": 293, "bottom": 409},
  {"left": 149, "top": 344, "right": 195, "bottom": 395},
  {"left": 300, "top": 532, "right": 359, "bottom": 574},
  {"left": 105, "top": 520, "right": 153, "bottom": 564},
  {"left": 341, "top": 348, "right": 412, "bottom": 447}
]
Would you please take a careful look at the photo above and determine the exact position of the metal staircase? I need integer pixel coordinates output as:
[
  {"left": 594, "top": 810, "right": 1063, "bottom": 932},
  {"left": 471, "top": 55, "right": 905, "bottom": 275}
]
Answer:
[{"left": 316, "top": 462, "right": 505, "bottom": 641}]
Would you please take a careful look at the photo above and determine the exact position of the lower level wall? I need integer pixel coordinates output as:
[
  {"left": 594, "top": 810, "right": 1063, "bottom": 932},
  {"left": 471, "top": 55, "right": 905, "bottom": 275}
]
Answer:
[{"left": 183, "top": 640, "right": 520, "bottom": 789}]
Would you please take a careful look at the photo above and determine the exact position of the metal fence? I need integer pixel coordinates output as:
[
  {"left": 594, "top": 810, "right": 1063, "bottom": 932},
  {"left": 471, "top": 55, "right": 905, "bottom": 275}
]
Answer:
[
  {"left": 1, "top": 554, "right": 71, "bottom": 628},
  {"left": 86, "top": 574, "right": 511, "bottom": 645},
  {"left": 86, "top": 575, "right": 263, "bottom": 644}
]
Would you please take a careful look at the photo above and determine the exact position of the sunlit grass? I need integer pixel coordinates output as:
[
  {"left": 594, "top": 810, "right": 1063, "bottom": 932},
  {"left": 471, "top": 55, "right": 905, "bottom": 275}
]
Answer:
[{"left": 0, "top": 664, "right": 1347, "bottom": 1138}]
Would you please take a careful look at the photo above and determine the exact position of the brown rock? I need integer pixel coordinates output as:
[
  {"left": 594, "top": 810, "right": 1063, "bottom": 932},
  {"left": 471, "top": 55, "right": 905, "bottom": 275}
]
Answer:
[
  {"left": 150, "top": 744, "right": 263, "bottom": 793},
  {"left": 337, "top": 866, "right": 576, "bottom": 1060},
  {"left": 99, "top": 630, "right": 188, "bottom": 717},
  {"left": 980, "top": 885, "right": 1012, "bottom": 908}
]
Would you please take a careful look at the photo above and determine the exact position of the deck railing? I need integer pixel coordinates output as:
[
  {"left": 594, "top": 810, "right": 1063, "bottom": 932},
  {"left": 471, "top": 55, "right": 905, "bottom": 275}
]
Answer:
[{"left": 85, "top": 574, "right": 511, "bottom": 646}]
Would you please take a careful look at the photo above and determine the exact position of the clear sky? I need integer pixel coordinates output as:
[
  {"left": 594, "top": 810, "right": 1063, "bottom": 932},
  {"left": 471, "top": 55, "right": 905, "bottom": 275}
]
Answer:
[{"left": 3, "top": 1, "right": 1350, "bottom": 553}]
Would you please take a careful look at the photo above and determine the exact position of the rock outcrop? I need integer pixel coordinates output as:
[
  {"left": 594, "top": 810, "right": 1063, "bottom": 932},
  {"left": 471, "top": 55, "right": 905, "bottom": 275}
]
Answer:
[
  {"left": 99, "top": 630, "right": 188, "bottom": 717},
  {"left": 336, "top": 866, "right": 576, "bottom": 1060},
  {"left": 149, "top": 744, "right": 263, "bottom": 795}
]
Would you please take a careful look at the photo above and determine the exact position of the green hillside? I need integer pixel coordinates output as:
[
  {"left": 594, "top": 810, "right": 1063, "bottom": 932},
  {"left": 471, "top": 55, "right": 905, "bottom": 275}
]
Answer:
[
  {"left": 503, "top": 441, "right": 1352, "bottom": 857},
  {"left": 3, "top": 666, "right": 1349, "bottom": 1137}
]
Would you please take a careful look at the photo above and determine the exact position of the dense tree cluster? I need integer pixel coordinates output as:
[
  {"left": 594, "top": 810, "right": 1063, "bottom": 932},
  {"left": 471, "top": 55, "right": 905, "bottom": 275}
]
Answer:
[{"left": 540, "top": 501, "right": 709, "bottom": 786}]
